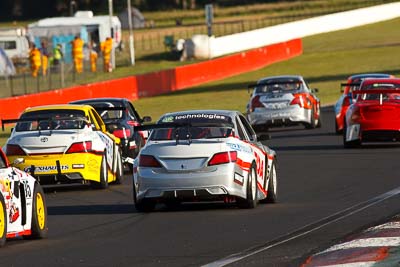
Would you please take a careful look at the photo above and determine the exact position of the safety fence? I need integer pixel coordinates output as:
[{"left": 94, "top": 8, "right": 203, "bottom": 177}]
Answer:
[{"left": 0, "top": 38, "right": 302, "bottom": 119}]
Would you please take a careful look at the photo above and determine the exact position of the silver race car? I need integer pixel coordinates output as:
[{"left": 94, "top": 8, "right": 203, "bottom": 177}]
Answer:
[
  {"left": 247, "top": 75, "right": 321, "bottom": 131},
  {"left": 132, "top": 110, "right": 278, "bottom": 211}
]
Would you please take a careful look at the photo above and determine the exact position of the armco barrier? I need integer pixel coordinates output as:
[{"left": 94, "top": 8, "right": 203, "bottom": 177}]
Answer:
[{"left": 0, "top": 38, "right": 301, "bottom": 120}]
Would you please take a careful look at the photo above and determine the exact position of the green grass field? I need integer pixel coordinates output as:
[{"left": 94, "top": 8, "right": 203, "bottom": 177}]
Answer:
[
  {"left": 1, "top": 17, "right": 399, "bottom": 146},
  {"left": 132, "top": 17, "right": 400, "bottom": 121}
]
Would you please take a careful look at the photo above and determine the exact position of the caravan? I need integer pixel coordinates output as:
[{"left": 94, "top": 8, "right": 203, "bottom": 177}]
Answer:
[
  {"left": 28, "top": 11, "right": 122, "bottom": 64},
  {"left": 0, "top": 28, "right": 30, "bottom": 69}
]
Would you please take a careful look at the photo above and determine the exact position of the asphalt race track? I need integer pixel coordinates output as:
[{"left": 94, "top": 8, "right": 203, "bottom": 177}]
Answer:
[{"left": 1, "top": 107, "right": 400, "bottom": 267}]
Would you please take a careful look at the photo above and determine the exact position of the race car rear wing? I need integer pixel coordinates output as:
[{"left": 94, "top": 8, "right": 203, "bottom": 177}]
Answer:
[
  {"left": 133, "top": 122, "right": 234, "bottom": 132},
  {"left": 133, "top": 122, "right": 234, "bottom": 145},
  {"left": 340, "top": 82, "right": 361, "bottom": 93},
  {"left": 248, "top": 81, "right": 302, "bottom": 92},
  {"left": 352, "top": 89, "right": 400, "bottom": 95},
  {"left": 1, "top": 116, "right": 90, "bottom": 131}
]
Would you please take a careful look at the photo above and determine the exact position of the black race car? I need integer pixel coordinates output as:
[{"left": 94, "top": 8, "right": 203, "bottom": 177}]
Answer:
[{"left": 70, "top": 98, "right": 151, "bottom": 169}]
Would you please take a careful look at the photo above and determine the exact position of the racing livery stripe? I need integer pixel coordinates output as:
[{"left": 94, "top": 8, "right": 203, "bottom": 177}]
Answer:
[
  {"left": 6, "top": 229, "right": 31, "bottom": 238},
  {"left": 236, "top": 158, "right": 251, "bottom": 171}
]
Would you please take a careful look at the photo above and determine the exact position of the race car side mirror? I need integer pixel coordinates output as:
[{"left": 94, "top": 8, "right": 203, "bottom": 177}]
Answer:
[
  {"left": 13, "top": 158, "right": 25, "bottom": 165},
  {"left": 142, "top": 116, "right": 152, "bottom": 123},
  {"left": 312, "top": 88, "right": 319, "bottom": 93}
]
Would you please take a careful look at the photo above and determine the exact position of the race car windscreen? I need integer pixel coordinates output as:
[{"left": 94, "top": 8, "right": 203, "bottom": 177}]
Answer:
[
  {"left": 15, "top": 110, "right": 87, "bottom": 131},
  {"left": 91, "top": 102, "right": 124, "bottom": 120},
  {"left": 255, "top": 79, "right": 303, "bottom": 94},
  {"left": 150, "top": 113, "right": 234, "bottom": 141}
]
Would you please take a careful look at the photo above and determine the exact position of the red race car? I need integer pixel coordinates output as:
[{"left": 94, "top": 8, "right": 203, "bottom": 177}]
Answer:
[
  {"left": 334, "top": 73, "right": 394, "bottom": 134},
  {"left": 343, "top": 78, "right": 400, "bottom": 148}
]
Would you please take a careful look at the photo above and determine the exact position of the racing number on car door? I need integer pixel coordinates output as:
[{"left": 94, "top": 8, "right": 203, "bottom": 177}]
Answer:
[{"left": 254, "top": 151, "right": 264, "bottom": 183}]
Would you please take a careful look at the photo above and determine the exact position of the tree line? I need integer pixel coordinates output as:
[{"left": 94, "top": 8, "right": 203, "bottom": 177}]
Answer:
[{"left": 0, "top": 0, "right": 286, "bottom": 21}]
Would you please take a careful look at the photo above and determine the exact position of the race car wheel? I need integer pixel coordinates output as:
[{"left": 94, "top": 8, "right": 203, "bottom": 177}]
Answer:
[
  {"left": 316, "top": 108, "right": 322, "bottom": 128},
  {"left": 93, "top": 153, "right": 109, "bottom": 189},
  {"left": 343, "top": 123, "right": 361, "bottom": 148},
  {"left": 305, "top": 106, "right": 316, "bottom": 129},
  {"left": 265, "top": 161, "right": 278, "bottom": 203},
  {"left": 0, "top": 194, "right": 6, "bottom": 247},
  {"left": 237, "top": 163, "right": 258, "bottom": 209},
  {"left": 114, "top": 151, "right": 124, "bottom": 184},
  {"left": 28, "top": 184, "right": 48, "bottom": 239}
]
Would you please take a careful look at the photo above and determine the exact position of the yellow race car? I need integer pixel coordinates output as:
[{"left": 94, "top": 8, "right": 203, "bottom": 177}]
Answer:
[{"left": 3, "top": 104, "right": 123, "bottom": 188}]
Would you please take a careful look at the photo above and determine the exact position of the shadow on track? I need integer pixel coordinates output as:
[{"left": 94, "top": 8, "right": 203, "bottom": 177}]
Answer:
[{"left": 48, "top": 204, "right": 136, "bottom": 215}]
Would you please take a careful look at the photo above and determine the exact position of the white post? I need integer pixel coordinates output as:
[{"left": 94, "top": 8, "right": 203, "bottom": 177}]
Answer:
[
  {"left": 127, "top": 0, "right": 135, "bottom": 65},
  {"left": 108, "top": 0, "right": 116, "bottom": 70}
]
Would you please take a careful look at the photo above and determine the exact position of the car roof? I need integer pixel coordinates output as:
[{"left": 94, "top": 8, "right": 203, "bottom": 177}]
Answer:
[
  {"left": 24, "top": 104, "right": 93, "bottom": 113},
  {"left": 349, "top": 73, "right": 392, "bottom": 80},
  {"left": 257, "top": 75, "right": 304, "bottom": 83},
  {"left": 361, "top": 78, "right": 400, "bottom": 86},
  {"left": 161, "top": 110, "right": 239, "bottom": 119}
]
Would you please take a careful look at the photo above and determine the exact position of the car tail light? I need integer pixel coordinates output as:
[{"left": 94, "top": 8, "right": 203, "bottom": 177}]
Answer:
[
  {"left": 350, "top": 107, "right": 362, "bottom": 123},
  {"left": 139, "top": 155, "right": 162, "bottom": 168},
  {"left": 250, "top": 96, "right": 263, "bottom": 112},
  {"left": 291, "top": 94, "right": 312, "bottom": 109},
  {"left": 66, "top": 141, "right": 92, "bottom": 154},
  {"left": 208, "top": 151, "right": 237, "bottom": 166},
  {"left": 112, "top": 128, "right": 131, "bottom": 139},
  {"left": 6, "top": 144, "right": 26, "bottom": 156}
]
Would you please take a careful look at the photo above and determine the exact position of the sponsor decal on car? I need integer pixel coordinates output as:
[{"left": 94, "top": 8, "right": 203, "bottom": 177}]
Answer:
[
  {"left": 226, "top": 142, "right": 252, "bottom": 153},
  {"left": 24, "top": 165, "right": 69, "bottom": 173},
  {"left": 174, "top": 113, "right": 227, "bottom": 121}
]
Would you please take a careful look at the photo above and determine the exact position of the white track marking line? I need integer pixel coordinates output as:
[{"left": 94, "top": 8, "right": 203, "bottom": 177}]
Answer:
[
  {"left": 321, "top": 237, "right": 400, "bottom": 254},
  {"left": 315, "top": 262, "right": 375, "bottom": 267},
  {"left": 202, "top": 186, "right": 400, "bottom": 267}
]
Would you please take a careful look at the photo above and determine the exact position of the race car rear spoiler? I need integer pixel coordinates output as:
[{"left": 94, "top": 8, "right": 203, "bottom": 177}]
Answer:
[
  {"left": 352, "top": 89, "right": 400, "bottom": 95},
  {"left": 93, "top": 106, "right": 125, "bottom": 111},
  {"left": 133, "top": 122, "right": 234, "bottom": 132},
  {"left": 1, "top": 116, "right": 90, "bottom": 131}
]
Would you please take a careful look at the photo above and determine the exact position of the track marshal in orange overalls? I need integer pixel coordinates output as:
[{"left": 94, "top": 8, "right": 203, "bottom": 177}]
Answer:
[
  {"left": 100, "top": 37, "right": 113, "bottom": 72},
  {"left": 29, "top": 44, "right": 42, "bottom": 77},
  {"left": 71, "top": 35, "right": 84, "bottom": 73}
]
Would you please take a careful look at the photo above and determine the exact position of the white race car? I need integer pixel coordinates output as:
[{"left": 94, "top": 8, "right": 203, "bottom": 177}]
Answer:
[
  {"left": 132, "top": 110, "right": 278, "bottom": 211},
  {"left": 0, "top": 148, "right": 48, "bottom": 246},
  {"left": 2, "top": 104, "right": 123, "bottom": 188}
]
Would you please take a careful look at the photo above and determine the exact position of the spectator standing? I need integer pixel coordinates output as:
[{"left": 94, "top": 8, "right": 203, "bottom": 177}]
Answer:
[
  {"left": 53, "top": 44, "right": 63, "bottom": 68},
  {"left": 89, "top": 42, "right": 98, "bottom": 72},
  {"left": 29, "top": 44, "right": 41, "bottom": 77},
  {"left": 71, "top": 35, "right": 84, "bottom": 73},
  {"left": 100, "top": 37, "right": 113, "bottom": 72}
]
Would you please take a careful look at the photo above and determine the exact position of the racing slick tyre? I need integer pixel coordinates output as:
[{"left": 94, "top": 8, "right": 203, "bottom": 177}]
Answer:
[
  {"left": 316, "top": 109, "right": 322, "bottom": 128},
  {"left": 132, "top": 181, "right": 155, "bottom": 212},
  {"left": 265, "top": 161, "right": 278, "bottom": 203},
  {"left": 343, "top": 124, "right": 361, "bottom": 148},
  {"left": 237, "top": 163, "right": 258, "bottom": 209},
  {"left": 0, "top": 194, "right": 7, "bottom": 247},
  {"left": 93, "top": 153, "right": 109, "bottom": 189},
  {"left": 27, "top": 184, "right": 48, "bottom": 239},
  {"left": 114, "top": 151, "right": 124, "bottom": 184},
  {"left": 305, "top": 106, "right": 316, "bottom": 129}
]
